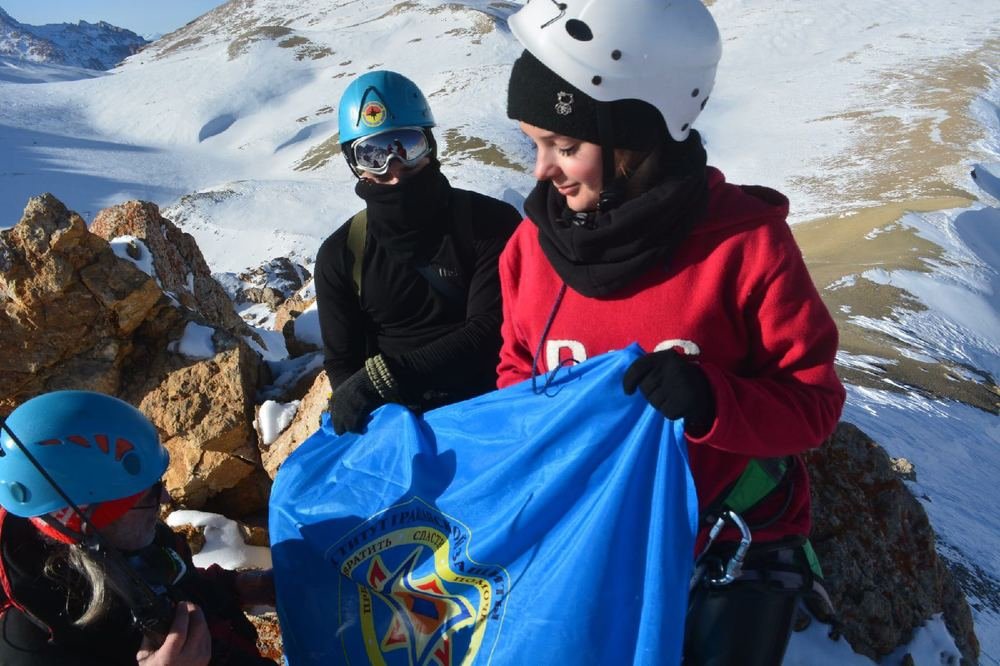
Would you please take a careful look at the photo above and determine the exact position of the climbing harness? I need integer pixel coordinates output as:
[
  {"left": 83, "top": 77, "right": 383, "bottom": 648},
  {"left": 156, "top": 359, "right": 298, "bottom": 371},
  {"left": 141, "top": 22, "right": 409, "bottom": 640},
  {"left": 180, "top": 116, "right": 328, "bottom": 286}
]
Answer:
[{"left": 689, "top": 455, "right": 837, "bottom": 623}]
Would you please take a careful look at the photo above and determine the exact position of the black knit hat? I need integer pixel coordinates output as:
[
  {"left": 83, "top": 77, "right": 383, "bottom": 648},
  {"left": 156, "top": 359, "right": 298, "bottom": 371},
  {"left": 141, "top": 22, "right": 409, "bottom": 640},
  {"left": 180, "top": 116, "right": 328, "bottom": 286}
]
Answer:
[{"left": 507, "top": 50, "right": 666, "bottom": 152}]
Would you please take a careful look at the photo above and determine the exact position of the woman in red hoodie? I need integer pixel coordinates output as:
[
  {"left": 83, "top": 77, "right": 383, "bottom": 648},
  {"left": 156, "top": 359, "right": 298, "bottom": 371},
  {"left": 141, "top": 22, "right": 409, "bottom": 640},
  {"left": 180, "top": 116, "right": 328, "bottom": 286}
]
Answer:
[{"left": 500, "top": 1, "right": 845, "bottom": 663}]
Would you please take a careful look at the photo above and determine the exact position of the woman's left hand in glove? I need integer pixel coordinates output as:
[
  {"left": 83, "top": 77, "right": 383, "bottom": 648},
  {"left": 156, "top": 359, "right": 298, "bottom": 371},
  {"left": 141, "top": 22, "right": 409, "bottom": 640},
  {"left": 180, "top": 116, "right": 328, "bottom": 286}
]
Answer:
[{"left": 622, "top": 349, "right": 716, "bottom": 437}]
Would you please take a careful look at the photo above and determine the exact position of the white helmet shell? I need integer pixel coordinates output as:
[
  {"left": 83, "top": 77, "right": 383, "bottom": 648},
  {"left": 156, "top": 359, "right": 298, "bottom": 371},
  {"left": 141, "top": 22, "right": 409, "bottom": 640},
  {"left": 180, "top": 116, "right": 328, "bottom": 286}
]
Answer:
[{"left": 509, "top": 0, "right": 722, "bottom": 142}]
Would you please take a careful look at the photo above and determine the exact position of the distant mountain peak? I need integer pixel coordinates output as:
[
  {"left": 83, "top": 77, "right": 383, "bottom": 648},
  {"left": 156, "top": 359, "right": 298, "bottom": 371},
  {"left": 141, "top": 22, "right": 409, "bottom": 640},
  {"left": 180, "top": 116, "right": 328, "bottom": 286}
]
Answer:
[{"left": 0, "top": 6, "right": 147, "bottom": 70}]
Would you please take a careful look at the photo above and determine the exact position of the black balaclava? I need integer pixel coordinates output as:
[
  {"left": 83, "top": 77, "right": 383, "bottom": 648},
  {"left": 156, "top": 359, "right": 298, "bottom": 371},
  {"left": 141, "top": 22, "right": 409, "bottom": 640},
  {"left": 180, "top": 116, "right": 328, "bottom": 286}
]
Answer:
[{"left": 353, "top": 157, "right": 452, "bottom": 264}]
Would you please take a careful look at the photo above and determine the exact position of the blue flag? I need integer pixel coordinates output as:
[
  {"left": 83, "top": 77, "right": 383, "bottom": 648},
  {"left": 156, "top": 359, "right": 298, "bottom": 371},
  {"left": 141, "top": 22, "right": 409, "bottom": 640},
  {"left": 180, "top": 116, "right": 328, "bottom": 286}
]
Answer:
[{"left": 270, "top": 345, "right": 698, "bottom": 665}]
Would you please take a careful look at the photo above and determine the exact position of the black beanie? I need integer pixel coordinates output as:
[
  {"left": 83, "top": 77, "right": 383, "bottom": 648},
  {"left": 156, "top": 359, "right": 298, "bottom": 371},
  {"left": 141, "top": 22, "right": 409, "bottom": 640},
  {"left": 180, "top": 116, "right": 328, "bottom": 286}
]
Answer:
[{"left": 507, "top": 50, "right": 667, "bottom": 152}]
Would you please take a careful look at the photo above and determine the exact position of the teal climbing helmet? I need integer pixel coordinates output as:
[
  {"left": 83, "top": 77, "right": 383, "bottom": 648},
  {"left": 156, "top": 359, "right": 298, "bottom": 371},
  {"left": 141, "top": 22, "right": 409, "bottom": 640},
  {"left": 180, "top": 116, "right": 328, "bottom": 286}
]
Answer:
[
  {"left": 0, "top": 391, "right": 169, "bottom": 518},
  {"left": 337, "top": 70, "right": 435, "bottom": 145}
]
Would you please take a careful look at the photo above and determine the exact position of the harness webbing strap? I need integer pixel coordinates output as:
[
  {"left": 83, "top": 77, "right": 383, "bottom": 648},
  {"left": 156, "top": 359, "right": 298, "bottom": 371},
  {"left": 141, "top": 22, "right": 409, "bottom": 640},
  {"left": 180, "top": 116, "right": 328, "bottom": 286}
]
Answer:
[
  {"left": 700, "top": 456, "right": 792, "bottom": 527},
  {"left": 712, "top": 458, "right": 826, "bottom": 580},
  {"left": 346, "top": 210, "right": 367, "bottom": 298},
  {"left": 693, "top": 540, "right": 833, "bottom": 617},
  {"left": 721, "top": 457, "right": 789, "bottom": 515},
  {"left": 692, "top": 456, "right": 837, "bottom": 624},
  {"left": 801, "top": 539, "right": 824, "bottom": 579}
]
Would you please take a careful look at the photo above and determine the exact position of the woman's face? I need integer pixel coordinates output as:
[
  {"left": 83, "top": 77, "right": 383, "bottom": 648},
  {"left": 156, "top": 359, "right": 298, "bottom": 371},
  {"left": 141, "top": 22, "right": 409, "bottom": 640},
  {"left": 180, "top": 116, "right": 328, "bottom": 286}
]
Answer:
[
  {"left": 519, "top": 121, "right": 604, "bottom": 212},
  {"left": 102, "top": 482, "right": 168, "bottom": 552}
]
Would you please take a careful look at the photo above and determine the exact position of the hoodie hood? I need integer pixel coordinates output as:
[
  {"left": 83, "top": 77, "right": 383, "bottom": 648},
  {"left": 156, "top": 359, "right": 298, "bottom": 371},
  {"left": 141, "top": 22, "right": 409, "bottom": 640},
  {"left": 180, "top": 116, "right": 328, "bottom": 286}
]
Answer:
[{"left": 696, "top": 167, "right": 790, "bottom": 235}]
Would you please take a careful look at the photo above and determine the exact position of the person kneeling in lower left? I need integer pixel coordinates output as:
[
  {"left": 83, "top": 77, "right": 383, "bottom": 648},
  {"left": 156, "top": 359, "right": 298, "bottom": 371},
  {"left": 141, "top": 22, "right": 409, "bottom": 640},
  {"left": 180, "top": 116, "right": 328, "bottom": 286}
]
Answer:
[{"left": 0, "top": 390, "right": 276, "bottom": 666}]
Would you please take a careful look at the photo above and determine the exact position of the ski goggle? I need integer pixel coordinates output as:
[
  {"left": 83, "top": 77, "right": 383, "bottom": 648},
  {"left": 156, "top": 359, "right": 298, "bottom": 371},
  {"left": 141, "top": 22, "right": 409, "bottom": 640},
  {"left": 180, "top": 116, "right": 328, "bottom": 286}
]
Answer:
[{"left": 349, "top": 127, "right": 431, "bottom": 175}]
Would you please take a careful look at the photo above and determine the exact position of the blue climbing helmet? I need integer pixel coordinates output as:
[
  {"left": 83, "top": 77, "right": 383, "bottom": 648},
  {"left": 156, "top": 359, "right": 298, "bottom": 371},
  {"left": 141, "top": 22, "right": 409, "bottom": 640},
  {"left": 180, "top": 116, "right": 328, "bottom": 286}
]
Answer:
[
  {"left": 338, "top": 71, "right": 436, "bottom": 177},
  {"left": 338, "top": 71, "right": 435, "bottom": 161},
  {"left": 0, "top": 390, "right": 169, "bottom": 520}
]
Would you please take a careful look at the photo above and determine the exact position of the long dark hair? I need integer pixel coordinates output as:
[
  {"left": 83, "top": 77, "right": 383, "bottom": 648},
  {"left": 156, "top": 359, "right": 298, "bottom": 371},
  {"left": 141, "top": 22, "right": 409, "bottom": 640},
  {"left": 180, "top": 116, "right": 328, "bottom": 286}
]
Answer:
[{"left": 43, "top": 542, "right": 149, "bottom": 627}]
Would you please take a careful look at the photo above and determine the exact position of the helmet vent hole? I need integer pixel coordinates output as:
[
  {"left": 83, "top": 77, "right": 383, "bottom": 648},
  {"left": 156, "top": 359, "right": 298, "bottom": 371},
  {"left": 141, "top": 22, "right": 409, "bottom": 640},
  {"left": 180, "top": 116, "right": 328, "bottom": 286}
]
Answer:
[
  {"left": 681, "top": 123, "right": 690, "bottom": 132},
  {"left": 10, "top": 482, "right": 29, "bottom": 504},
  {"left": 701, "top": 96, "right": 709, "bottom": 110},
  {"left": 691, "top": 88, "right": 700, "bottom": 97},
  {"left": 121, "top": 451, "right": 141, "bottom": 475},
  {"left": 565, "top": 19, "right": 593, "bottom": 41},
  {"left": 592, "top": 75, "right": 602, "bottom": 85},
  {"left": 611, "top": 50, "right": 622, "bottom": 60}
]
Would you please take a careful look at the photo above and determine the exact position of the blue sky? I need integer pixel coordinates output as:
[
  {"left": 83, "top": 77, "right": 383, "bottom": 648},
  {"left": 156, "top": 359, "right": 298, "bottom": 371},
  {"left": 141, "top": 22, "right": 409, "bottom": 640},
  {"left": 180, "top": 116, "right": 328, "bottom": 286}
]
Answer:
[{"left": 2, "top": 1, "right": 222, "bottom": 37}]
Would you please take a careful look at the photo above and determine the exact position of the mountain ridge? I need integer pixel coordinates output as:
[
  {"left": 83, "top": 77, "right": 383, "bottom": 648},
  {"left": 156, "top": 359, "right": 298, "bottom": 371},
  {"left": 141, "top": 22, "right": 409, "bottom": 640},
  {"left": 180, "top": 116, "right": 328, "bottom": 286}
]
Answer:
[{"left": 0, "top": 4, "right": 147, "bottom": 70}]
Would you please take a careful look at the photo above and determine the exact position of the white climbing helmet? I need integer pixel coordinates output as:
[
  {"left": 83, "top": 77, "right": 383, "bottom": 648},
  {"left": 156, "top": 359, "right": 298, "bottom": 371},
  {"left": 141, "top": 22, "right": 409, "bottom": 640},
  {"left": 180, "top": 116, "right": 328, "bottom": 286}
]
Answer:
[{"left": 508, "top": 0, "right": 722, "bottom": 142}]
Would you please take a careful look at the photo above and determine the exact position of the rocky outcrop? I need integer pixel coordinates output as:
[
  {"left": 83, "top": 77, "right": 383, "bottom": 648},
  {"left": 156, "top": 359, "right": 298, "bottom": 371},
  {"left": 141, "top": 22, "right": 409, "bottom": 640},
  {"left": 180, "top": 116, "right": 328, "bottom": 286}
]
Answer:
[
  {"left": 90, "top": 200, "right": 253, "bottom": 342},
  {"left": 213, "top": 258, "right": 314, "bottom": 356},
  {"left": 806, "top": 422, "right": 978, "bottom": 664},
  {"left": 0, "top": 194, "right": 270, "bottom": 515},
  {"left": 0, "top": 194, "right": 161, "bottom": 411},
  {"left": 221, "top": 257, "right": 311, "bottom": 311},
  {"left": 125, "top": 337, "right": 269, "bottom": 516},
  {"left": 273, "top": 293, "right": 309, "bottom": 336},
  {"left": 260, "top": 370, "right": 329, "bottom": 479},
  {"left": 276, "top": 294, "right": 319, "bottom": 358}
]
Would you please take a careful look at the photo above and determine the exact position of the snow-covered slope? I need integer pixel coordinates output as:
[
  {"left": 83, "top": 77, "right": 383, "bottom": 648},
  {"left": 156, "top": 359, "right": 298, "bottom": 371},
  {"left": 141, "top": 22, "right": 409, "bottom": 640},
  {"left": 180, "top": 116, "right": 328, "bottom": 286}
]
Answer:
[
  {"left": 0, "top": 0, "right": 998, "bottom": 661},
  {"left": 0, "top": 5, "right": 147, "bottom": 70}
]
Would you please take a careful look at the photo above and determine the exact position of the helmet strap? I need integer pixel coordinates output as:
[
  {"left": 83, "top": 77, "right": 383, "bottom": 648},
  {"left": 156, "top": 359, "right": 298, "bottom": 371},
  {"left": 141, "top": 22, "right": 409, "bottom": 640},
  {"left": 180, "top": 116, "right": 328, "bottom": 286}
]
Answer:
[
  {"left": 425, "top": 129, "right": 438, "bottom": 162},
  {"left": 596, "top": 104, "right": 624, "bottom": 212},
  {"left": 34, "top": 511, "right": 90, "bottom": 544}
]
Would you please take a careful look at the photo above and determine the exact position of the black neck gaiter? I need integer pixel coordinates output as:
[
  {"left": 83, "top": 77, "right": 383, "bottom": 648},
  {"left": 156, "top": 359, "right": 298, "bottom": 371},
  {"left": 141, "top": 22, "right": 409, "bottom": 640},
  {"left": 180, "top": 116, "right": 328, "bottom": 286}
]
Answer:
[
  {"left": 524, "top": 133, "right": 709, "bottom": 297},
  {"left": 354, "top": 161, "right": 452, "bottom": 264}
]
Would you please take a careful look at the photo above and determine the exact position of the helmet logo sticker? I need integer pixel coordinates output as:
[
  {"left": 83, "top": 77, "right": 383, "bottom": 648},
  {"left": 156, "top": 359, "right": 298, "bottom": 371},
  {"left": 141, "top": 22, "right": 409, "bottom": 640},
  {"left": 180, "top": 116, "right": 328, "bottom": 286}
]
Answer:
[
  {"left": 555, "top": 92, "right": 574, "bottom": 116},
  {"left": 362, "top": 101, "right": 387, "bottom": 128}
]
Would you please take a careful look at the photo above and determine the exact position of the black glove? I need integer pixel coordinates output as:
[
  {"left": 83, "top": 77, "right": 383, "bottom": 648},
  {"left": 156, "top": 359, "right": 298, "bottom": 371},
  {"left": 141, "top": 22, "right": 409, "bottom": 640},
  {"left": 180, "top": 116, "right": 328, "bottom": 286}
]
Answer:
[
  {"left": 622, "top": 349, "right": 716, "bottom": 437},
  {"left": 329, "top": 367, "right": 385, "bottom": 435}
]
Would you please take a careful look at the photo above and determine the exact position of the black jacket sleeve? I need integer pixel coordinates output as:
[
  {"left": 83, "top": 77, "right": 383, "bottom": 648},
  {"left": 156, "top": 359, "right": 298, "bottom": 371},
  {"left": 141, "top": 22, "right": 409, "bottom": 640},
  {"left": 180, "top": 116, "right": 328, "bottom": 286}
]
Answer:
[
  {"left": 388, "top": 193, "right": 521, "bottom": 400},
  {"left": 314, "top": 221, "right": 368, "bottom": 389}
]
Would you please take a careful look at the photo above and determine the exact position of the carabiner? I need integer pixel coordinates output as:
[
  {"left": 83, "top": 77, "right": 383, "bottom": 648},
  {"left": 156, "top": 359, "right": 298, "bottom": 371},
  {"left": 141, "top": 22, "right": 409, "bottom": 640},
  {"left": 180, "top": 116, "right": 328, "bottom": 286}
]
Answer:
[{"left": 695, "top": 510, "right": 753, "bottom": 587}]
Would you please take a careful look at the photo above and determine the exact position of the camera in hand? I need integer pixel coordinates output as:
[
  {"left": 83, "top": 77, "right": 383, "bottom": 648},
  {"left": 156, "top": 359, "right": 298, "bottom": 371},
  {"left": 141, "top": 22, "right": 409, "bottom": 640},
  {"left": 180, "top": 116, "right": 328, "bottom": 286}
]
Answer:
[{"left": 125, "top": 545, "right": 189, "bottom": 642}]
